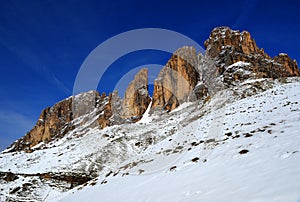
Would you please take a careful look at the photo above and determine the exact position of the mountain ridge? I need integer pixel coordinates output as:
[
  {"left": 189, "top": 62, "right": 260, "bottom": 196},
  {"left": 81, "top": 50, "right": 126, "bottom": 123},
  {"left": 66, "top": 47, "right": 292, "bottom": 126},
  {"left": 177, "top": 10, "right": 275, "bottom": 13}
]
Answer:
[
  {"left": 6, "top": 26, "right": 299, "bottom": 153},
  {"left": 1, "top": 26, "right": 299, "bottom": 202}
]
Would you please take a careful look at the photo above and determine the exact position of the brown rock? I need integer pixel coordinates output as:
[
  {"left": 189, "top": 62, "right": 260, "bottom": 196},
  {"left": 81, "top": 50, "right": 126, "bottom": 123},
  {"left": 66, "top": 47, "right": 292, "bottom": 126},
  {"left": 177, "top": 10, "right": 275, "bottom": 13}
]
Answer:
[
  {"left": 121, "top": 68, "right": 151, "bottom": 121},
  {"left": 4, "top": 172, "right": 18, "bottom": 182},
  {"left": 97, "top": 93, "right": 113, "bottom": 128},
  {"left": 8, "top": 90, "right": 116, "bottom": 152},
  {"left": 274, "top": 53, "right": 299, "bottom": 76},
  {"left": 204, "top": 26, "right": 299, "bottom": 80},
  {"left": 204, "top": 27, "right": 263, "bottom": 58},
  {"left": 9, "top": 97, "right": 73, "bottom": 152},
  {"left": 152, "top": 46, "right": 199, "bottom": 111}
]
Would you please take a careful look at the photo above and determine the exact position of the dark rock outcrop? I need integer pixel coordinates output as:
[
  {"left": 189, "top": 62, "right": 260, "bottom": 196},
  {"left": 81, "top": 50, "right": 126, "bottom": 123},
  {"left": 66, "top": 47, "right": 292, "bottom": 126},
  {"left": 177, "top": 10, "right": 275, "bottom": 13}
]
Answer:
[{"left": 189, "top": 82, "right": 209, "bottom": 102}]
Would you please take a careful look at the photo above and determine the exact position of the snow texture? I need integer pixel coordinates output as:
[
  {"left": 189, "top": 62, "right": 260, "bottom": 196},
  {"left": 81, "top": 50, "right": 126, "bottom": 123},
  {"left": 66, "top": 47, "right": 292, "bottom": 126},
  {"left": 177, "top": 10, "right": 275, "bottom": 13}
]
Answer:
[{"left": 1, "top": 78, "right": 300, "bottom": 202}]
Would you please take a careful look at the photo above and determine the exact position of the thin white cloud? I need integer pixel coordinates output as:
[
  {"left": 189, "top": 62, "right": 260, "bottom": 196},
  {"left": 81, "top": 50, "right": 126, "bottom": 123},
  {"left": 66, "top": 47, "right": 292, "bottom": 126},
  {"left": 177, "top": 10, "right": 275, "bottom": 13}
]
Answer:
[
  {"left": 0, "top": 111, "right": 35, "bottom": 129},
  {"left": 232, "top": 0, "right": 257, "bottom": 28},
  {"left": 0, "top": 110, "right": 35, "bottom": 150},
  {"left": 0, "top": 26, "right": 71, "bottom": 94},
  {"left": 50, "top": 71, "right": 71, "bottom": 94}
]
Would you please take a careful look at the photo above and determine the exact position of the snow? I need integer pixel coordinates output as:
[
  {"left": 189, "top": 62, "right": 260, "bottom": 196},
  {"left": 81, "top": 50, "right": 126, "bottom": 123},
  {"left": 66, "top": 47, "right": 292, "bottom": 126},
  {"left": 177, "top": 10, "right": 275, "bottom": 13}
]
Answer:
[
  {"left": 1, "top": 78, "right": 300, "bottom": 202},
  {"left": 57, "top": 80, "right": 300, "bottom": 202},
  {"left": 279, "top": 53, "right": 288, "bottom": 56},
  {"left": 170, "top": 102, "right": 193, "bottom": 113},
  {"left": 240, "top": 78, "right": 266, "bottom": 85},
  {"left": 227, "top": 61, "right": 251, "bottom": 69},
  {"left": 136, "top": 101, "right": 152, "bottom": 124}
]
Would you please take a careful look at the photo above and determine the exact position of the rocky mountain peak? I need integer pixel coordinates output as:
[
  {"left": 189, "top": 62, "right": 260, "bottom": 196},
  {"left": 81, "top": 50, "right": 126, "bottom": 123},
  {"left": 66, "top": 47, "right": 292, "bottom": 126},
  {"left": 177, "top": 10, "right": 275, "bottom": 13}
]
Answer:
[
  {"left": 9, "top": 97, "right": 73, "bottom": 152},
  {"left": 5, "top": 26, "right": 300, "bottom": 154},
  {"left": 204, "top": 26, "right": 299, "bottom": 80},
  {"left": 151, "top": 46, "right": 200, "bottom": 111},
  {"left": 274, "top": 53, "right": 299, "bottom": 76},
  {"left": 204, "top": 26, "right": 266, "bottom": 59},
  {"left": 121, "top": 68, "right": 151, "bottom": 121}
]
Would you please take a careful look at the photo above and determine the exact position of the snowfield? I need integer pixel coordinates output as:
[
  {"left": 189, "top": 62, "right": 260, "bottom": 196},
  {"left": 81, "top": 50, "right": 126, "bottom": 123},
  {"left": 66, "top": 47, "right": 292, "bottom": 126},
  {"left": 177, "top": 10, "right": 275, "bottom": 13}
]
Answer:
[{"left": 1, "top": 78, "right": 300, "bottom": 202}]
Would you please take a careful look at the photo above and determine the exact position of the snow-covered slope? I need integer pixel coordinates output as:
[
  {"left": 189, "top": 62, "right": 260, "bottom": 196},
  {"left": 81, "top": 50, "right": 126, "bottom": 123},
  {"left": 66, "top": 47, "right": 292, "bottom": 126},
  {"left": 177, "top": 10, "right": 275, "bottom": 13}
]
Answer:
[
  {"left": 59, "top": 79, "right": 300, "bottom": 202},
  {"left": 1, "top": 78, "right": 300, "bottom": 202}
]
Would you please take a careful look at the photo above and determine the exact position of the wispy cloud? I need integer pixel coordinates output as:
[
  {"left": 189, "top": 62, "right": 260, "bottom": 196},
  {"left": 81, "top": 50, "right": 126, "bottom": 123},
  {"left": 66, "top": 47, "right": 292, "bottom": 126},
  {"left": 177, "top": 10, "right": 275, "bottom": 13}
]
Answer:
[
  {"left": 0, "top": 25, "right": 71, "bottom": 94},
  {"left": 0, "top": 110, "right": 35, "bottom": 150},
  {"left": 232, "top": 0, "right": 257, "bottom": 28}
]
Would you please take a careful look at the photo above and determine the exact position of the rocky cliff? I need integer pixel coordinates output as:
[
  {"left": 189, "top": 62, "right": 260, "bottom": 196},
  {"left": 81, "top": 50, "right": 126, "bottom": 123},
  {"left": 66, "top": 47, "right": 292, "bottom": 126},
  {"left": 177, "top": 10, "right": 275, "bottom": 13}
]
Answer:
[
  {"left": 9, "top": 90, "right": 116, "bottom": 152},
  {"left": 152, "top": 46, "right": 199, "bottom": 111},
  {"left": 204, "top": 26, "right": 299, "bottom": 80},
  {"left": 9, "top": 98, "right": 73, "bottom": 152},
  {"left": 121, "top": 68, "right": 151, "bottom": 121},
  {"left": 6, "top": 26, "right": 300, "bottom": 153}
]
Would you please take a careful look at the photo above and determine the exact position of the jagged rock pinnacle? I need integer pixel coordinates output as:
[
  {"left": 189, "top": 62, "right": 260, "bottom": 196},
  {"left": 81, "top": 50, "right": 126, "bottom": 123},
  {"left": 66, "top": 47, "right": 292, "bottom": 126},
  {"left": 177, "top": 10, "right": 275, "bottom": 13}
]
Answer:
[
  {"left": 204, "top": 26, "right": 299, "bottom": 78},
  {"left": 151, "top": 46, "right": 199, "bottom": 111},
  {"left": 121, "top": 68, "right": 151, "bottom": 121}
]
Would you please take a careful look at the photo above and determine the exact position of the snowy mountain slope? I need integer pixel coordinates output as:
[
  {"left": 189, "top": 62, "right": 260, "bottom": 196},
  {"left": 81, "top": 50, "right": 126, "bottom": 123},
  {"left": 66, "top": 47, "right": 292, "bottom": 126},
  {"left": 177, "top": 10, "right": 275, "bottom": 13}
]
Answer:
[
  {"left": 39, "top": 78, "right": 300, "bottom": 202},
  {"left": 1, "top": 26, "right": 300, "bottom": 202},
  {"left": 1, "top": 77, "right": 299, "bottom": 201}
]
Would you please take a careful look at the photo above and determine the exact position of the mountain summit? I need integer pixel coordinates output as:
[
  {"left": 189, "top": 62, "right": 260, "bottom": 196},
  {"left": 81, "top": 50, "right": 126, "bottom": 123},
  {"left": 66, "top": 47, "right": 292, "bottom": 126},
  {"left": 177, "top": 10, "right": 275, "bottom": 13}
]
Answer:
[
  {"left": 205, "top": 26, "right": 299, "bottom": 78},
  {"left": 8, "top": 27, "right": 299, "bottom": 154},
  {"left": 1, "top": 27, "right": 300, "bottom": 201}
]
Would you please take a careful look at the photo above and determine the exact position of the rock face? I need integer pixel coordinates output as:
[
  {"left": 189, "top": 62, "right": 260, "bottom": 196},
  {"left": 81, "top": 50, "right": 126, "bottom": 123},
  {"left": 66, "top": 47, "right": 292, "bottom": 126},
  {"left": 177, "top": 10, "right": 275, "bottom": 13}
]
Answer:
[
  {"left": 8, "top": 68, "right": 152, "bottom": 152},
  {"left": 96, "top": 93, "right": 112, "bottom": 129},
  {"left": 189, "top": 82, "right": 208, "bottom": 102},
  {"left": 9, "top": 90, "right": 116, "bottom": 152},
  {"left": 274, "top": 53, "right": 299, "bottom": 76},
  {"left": 6, "top": 26, "right": 300, "bottom": 153},
  {"left": 72, "top": 90, "right": 101, "bottom": 119},
  {"left": 204, "top": 26, "right": 299, "bottom": 79},
  {"left": 107, "top": 90, "right": 123, "bottom": 125},
  {"left": 121, "top": 68, "right": 151, "bottom": 121},
  {"left": 204, "top": 27, "right": 262, "bottom": 58},
  {"left": 152, "top": 46, "right": 199, "bottom": 111},
  {"left": 97, "top": 91, "right": 125, "bottom": 128},
  {"left": 9, "top": 97, "right": 73, "bottom": 152}
]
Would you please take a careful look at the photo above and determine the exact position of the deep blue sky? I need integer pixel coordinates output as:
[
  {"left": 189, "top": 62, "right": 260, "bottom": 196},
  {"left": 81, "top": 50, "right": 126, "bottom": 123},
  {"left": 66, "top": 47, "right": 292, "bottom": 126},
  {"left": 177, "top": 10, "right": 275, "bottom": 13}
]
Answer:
[{"left": 0, "top": 0, "right": 299, "bottom": 150}]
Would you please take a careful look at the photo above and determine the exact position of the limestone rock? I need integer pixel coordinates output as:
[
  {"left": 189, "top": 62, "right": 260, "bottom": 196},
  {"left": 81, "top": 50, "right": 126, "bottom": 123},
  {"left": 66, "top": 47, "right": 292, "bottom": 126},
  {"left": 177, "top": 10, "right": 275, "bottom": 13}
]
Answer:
[
  {"left": 8, "top": 90, "right": 115, "bottom": 152},
  {"left": 152, "top": 46, "right": 199, "bottom": 111},
  {"left": 72, "top": 90, "right": 101, "bottom": 119},
  {"left": 121, "top": 68, "right": 151, "bottom": 121},
  {"left": 7, "top": 26, "right": 300, "bottom": 153},
  {"left": 9, "top": 97, "right": 73, "bottom": 152},
  {"left": 204, "top": 26, "right": 299, "bottom": 80},
  {"left": 97, "top": 93, "right": 113, "bottom": 129},
  {"left": 108, "top": 90, "right": 124, "bottom": 125},
  {"left": 204, "top": 26, "right": 270, "bottom": 59},
  {"left": 274, "top": 53, "right": 299, "bottom": 76},
  {"left": 189, "top": 82, "right": 208, "bottom": 102}
]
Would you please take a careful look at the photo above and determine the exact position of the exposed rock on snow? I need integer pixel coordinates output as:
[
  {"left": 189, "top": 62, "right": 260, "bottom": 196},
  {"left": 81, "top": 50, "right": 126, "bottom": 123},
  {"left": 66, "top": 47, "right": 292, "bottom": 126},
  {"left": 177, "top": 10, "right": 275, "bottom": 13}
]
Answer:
[
  {"left": 1, "top": 26, "right": 300, "bottom": 202},
  {"left": 204, "top": 26, "right": 299, "bottom": 78}
]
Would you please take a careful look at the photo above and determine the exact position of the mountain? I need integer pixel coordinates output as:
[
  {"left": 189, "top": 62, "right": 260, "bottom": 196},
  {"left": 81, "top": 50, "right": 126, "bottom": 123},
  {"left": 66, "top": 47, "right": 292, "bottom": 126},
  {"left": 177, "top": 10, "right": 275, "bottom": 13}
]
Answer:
[{"left": 0, "top": 26, "right": 299, "bottom": 202}]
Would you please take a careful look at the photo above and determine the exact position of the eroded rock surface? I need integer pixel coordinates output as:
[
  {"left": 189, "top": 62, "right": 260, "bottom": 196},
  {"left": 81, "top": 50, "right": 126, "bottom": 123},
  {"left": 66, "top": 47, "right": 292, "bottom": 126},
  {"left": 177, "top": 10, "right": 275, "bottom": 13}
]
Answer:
[
  {"left": 152, "top": 46, "right": 199, "bottom": 111},
  {"left": 204, "top": 26, "right": 299, "bottom": 79},
  {"left": 121, "top": 68, "right": 151, "bottom": 121}
]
